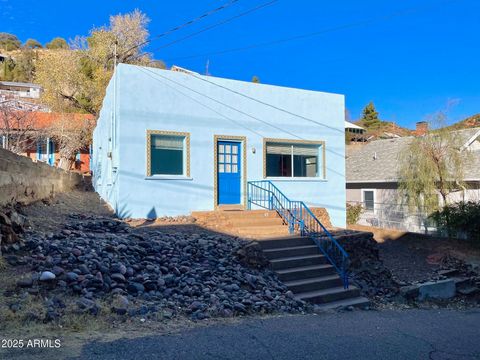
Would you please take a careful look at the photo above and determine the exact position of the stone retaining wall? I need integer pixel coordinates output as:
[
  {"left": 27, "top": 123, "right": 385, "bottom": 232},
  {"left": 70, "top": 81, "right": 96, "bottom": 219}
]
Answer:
[{"left": 0, "top": 148, "right": 84, "bottom": 207}]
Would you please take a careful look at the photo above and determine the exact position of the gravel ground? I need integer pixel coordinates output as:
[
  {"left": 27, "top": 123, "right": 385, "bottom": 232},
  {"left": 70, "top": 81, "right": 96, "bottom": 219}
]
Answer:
[
  {"left": 1, "top": 191, "right": 307, "bottom": 329},
  {"left": 349, "top": 224, "right": 480, "bottom": 283}
]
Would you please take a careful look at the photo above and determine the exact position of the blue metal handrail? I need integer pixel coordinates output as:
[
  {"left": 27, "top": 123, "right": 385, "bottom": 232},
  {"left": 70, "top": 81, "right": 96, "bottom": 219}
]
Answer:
[{"left": 247, "top": 180, "right": 349, "bottom": 288}]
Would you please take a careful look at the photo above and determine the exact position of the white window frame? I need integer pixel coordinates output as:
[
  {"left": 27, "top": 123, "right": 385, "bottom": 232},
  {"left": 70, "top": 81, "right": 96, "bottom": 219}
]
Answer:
[
  {"left": 263, "top": 138, "right": 326, "bottom": 180},
  {"left": 361, "top": 188, "right": 376, "bottom": 213}
]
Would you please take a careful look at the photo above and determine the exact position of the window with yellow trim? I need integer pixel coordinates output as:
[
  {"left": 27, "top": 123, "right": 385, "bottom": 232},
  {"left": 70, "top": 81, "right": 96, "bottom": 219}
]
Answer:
[
  {"left": 150, "top": 134, "right": 186, "bottom": 176},
  {"left": 265, "top": 141, "right": 323, "bottom": 178}
]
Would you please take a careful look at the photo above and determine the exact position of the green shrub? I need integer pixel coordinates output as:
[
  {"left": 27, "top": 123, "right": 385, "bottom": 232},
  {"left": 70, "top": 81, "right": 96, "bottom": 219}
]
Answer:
[
  {"left": 429, "top": 201, "right": 480, "bottom": 242},
  {"left": 347, "top": 203, "right": 363, "bottom": 225}
]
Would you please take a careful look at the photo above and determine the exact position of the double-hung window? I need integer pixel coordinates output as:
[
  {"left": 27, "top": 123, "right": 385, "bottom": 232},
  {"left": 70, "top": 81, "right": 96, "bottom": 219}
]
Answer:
[
  {"left": 265, "top": 140, "right": 324, "bottom": 178},
  {"left": 147, "top": 131, "right": 190, "bottom": 177},
  {"left": 362, "top": 190, "right": 375, "bottom": 212}
]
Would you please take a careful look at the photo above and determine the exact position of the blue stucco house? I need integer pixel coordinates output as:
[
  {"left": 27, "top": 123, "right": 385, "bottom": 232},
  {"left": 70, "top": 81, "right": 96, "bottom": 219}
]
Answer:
[{"left": 92, "top": 64, "right": 347, "bottom": 227}]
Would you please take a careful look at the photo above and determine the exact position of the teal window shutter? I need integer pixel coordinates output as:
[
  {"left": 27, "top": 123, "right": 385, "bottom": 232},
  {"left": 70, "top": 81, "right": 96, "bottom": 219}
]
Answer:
[
  {"left": 36, "top": 140, "right": 42, "bottom": 160},
  {"left": 48, "top": 139, "right": 55, "bottom": 166}
]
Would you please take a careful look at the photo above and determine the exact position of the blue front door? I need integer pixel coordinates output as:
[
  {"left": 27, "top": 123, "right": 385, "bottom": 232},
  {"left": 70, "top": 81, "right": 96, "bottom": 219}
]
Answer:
[{"left": 218, "top": 141, "right": 241, "bottom": 205}]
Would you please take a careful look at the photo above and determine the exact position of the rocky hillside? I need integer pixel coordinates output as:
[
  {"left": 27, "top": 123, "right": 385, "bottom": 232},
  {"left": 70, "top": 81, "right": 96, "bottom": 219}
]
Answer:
[{"left": 447, "top": 114, "right": 480, "bottom": 130}]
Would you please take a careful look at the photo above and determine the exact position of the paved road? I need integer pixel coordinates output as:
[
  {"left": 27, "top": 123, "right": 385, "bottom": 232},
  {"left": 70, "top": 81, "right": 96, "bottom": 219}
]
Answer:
[{"left": 73, "top": 309, "right": 480, "bottom": 360}]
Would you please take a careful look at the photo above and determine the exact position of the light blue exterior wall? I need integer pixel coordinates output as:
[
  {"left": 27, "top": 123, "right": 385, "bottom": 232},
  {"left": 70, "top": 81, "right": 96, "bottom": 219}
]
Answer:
[{"left": 93, "top": 64, "right": 347, "bottom": 227}]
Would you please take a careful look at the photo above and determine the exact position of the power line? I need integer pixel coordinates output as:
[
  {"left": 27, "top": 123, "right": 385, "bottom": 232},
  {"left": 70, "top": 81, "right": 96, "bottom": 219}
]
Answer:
[
  {"left": 164, "top": 0, "right": 463, "bottom": 61},
  {"left": 137, "top": 66, "right": 303, "bottom": 140},
  {"left": 136, "top": 67, "right": 265, "bottom": 138},
  {"left": 135, "top": 65, "right": 345, "bottom": 166},
  {"left": 120, "top": 0, "right": 240, "bottom": 60},
  {"left": 130, "top": 0, "right": 278, "bottom": 63},
  {"left": 189, "top": 72, "right": 344, "bottom": 134}
]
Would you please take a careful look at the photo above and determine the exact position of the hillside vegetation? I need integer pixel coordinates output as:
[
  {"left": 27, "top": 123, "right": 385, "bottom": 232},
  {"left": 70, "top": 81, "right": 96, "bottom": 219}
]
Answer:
[{"left": 0, "top": 10, "right": 165, "bottom": 116}]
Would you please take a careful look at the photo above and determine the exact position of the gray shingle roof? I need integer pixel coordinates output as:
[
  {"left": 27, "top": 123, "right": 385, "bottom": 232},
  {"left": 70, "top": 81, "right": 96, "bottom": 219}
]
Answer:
[{"left": 346, "top": 127, "right": 480, "bottom": 183}]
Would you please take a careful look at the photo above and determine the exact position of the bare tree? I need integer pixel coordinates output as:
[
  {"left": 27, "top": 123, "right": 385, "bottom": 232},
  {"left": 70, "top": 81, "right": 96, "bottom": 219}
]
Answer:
[
  {"left": 42, "top": 114, "right": 94, "bottom": 170},
  {"left": 0, "top": 101, "right": 36, "bottom": 154}
]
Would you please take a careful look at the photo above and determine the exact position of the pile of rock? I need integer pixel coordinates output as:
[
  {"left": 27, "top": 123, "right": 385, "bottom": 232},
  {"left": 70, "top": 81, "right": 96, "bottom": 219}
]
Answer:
[
  {"left": 0, "top": 208, "right": 29, "bottom": 255},
  {"left": 333, "top": 231, "right": 399, "bottom": 300},
  {"left": 6, "top": 214, "right": 307, "bottom": 321}
]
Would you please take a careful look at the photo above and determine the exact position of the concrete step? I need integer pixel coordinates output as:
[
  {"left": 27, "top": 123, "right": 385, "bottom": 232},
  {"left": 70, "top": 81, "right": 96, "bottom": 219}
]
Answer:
[
  {"left": 264, "top": 245, "right": 319, "bottom": 260},
  {"left": 236, "top": 225, "right": 290, "bottom": 236},
  {"left": 277, "top": 264, "right": 336, "bottom": 282},
  {"left": 284, "top": 274, "right": 343, "bottom": 293},
  {"left": 258, "top": 236, "right": 314, "bottom": 250},
  {"left": 219, "top": 210, "right": 279, "bottom": 219},
  {"left": 313, "top": 296, "right": 370, "bottom": 311},
  {"left": 270, "top": 254, "right": 328, "bottom": 270},
  {"left": 296, "top": 286, "right": 361, "bottom": 304},
  {"left": 228, "top": 217, "right": 285, "bottom": 227}
]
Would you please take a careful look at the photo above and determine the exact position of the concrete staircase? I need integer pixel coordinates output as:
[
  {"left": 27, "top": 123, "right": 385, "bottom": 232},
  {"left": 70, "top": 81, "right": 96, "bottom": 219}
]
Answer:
[
  {"left": 193, "top": 209, "right": 369, "bottom": 310},
  {"left": 260, "top": 235, "right": 370, "bottom": 310},
  {"left": 193, "top": 210, "right": 291, "bottom": 239}
]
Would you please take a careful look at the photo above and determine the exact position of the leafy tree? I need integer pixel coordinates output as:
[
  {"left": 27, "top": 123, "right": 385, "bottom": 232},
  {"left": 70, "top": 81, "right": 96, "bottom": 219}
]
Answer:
[
  {"left": 398, "top": 113, "right": 471, "bottom": 212},
  {"left": 24, "top": 38, "right": 42, "bottom": 49},
  {"left": 10, "top": 49, "right": 37, "bottom": 82},
  {"left": 0, "top": 57, "right": 16, "bottom": 81},
  {"left": 0, "top": 49, "right": 36, "bottom": 82},
  {"left": 360, "top": 102, "right": 381, "bottom": 128},
  {"left": 45, "top": 37, "right": 69, "bottom": 50},
  {"left": 36, "top": 10, "right": 154, "bottom": 116},
  {"left": 0, "top": 33, "right": 21, "bottom": 51},
  {"left": 149, "top": 60, "right": 166, "bottom": 69},
  {"left": 252, "top": 75, "right": 260, "bottom": 83}
]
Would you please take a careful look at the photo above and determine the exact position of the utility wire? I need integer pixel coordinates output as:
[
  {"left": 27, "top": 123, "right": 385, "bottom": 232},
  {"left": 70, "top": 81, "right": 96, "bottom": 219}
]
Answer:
[
  {"left": 120, "top": 0, "right": 240, "bottom": 60},
  {"left": 138, "top": 65, "right": 303, "bottom": 140},
  {"left": 164, "top": 0, "right": 463, "bottom": 61},
  {"left": 130, "top": 0, "right": 279, "bottom": 63},
  {"left": 135, "top": 66, "right": 346, "bottom": 160},
  {"left": 136, "top": 66, "right": 345, "bottom": 174},
  {"left": 136, "top": 67, "right": 265, "bottom": 138},
  {"left": 189, "top": 73, "right": 344, "bottom": 134}
]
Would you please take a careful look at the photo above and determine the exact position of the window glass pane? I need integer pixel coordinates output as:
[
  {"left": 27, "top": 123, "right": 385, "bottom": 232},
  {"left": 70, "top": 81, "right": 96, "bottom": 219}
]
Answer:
[
  {"left": 364, "top": 191, "right": 374, "bottom": 211},
  {"left": 266, "top": 142, "right": 292, "bottom": 155},
  {"left": 219, "top": 144, "right": 225, "bottom": 153},
  {"left": 266, "top": 153, "right": 292, "bottom": 177},
  {"left": 232, "top": 146, "right": 238, "bottom": 154},
  {"left": 225, "top": 144, "right": 231, "bottom": 153},
  {"left": 225, "top": 164, "right": 231, "bottom": 173},
  {"left": 219, "top": 154, "right": 224, "bottom": 163},
  {"left": 293, "top": 155, "right": 318, "bottom": 177},
  {"left": 225, "top": 154, "right": 231, "bottom": 163},
  {"left": 266, "top": 141, "right": 320, "bottom": 177},
  {"left": 219, "top": 164, "right": 224, "bottom": 173},
  {"left": 150, "top": 134, "right": 184, "bottom": 175},
  {"left": 232, "top": 155, "right": 238, "bottom": 164},
  {"left": 152, "top": 135, "right": 183, "bottom": 150},
  {"left": 292, "top": 144, "right": 318, "bottom": 156},
  {"left": 232, "top": 164, "right": 238, "bottom": 173}
]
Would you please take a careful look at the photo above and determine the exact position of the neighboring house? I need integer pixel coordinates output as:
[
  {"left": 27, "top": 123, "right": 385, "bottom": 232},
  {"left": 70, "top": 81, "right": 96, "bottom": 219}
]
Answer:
[
  {"left": 0, "top": 111, "right": 94, "bottom": 172},
  {"left": 93, "top": 64, "right": 347, "bottom": 225},
  {"left": 0, "top": 81, "right": 42, "bottom": 99},
  {"left": 345, "top": 121, "right": 366, "bottom": 142},
  {"left": 346, "top": 127, "right": 480, "bottom": 232}
]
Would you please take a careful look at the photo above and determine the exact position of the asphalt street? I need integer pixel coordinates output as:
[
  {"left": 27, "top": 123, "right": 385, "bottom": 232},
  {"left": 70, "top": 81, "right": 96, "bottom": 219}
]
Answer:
[{"left": 72, "top": 309, "right": 480, "bottom": 360}]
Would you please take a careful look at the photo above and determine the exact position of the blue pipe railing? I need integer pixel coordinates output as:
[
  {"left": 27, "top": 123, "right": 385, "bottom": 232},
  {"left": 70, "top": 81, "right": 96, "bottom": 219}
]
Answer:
[{"left": 247, "top": 180, "right": 349, "bottom": 288}]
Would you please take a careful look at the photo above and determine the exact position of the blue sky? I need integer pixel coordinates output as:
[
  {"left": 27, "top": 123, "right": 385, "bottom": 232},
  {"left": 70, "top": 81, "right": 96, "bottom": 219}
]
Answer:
[{"left": 2, "top": 0, "right": 479, "bottom": 128}]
